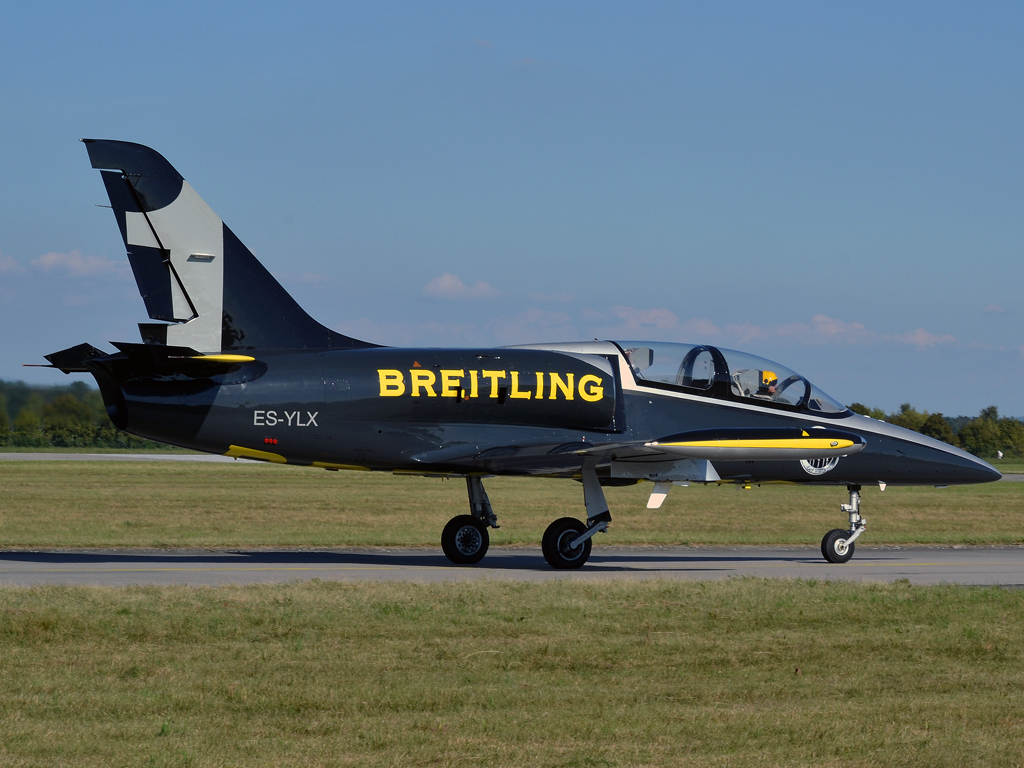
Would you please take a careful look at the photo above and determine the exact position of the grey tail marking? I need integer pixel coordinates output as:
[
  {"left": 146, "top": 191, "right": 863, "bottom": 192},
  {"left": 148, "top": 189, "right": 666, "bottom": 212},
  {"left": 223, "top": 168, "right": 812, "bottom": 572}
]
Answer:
[{"left": 83, "top": 139, "right": 377, "bottom": 353}]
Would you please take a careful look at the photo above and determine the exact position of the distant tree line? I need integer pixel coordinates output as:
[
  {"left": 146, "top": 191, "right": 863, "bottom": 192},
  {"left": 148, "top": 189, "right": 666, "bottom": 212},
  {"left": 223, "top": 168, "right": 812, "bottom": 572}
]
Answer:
[
  {"left": 849, "top": 402, "right": 1023, "bottom": 459},
  {"left": 0, "top": 380, "right": 169, "bottom": 449}
]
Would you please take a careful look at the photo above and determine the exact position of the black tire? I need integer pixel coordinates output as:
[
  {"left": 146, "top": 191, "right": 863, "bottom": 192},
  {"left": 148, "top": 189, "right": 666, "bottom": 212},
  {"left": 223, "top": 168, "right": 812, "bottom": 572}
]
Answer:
[
  {"left": 441, "top": 515, "right": 489, "bottom": 565},
  {"left": 541, "top": 517, "right": 592, "bottom": 570},
  {"left": 821, "top": 528, "right": 855, "bottom": 564}
]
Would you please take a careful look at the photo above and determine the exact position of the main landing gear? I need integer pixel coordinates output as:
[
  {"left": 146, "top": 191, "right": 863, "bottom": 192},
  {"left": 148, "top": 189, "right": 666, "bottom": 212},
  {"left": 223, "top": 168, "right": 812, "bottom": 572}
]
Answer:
[
  {"left": 440, "top": 460, "right": 611, "bottom": 570},
  {"left": 542, "top": 458, "right": 610, "bottom": 569},
  {"left": 441, "top": 477, "right": 499, "bottom": 565},
  {"left": 821, "top": 484, "right": 867, "bottom": 564}
]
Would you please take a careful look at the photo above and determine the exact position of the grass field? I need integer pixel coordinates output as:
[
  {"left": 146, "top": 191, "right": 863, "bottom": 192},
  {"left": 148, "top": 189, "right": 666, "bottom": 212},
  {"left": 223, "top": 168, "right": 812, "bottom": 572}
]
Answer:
[
  {"left": 989, "top": 458, "right": 1024, "bottom": 474},
  {"left": 1, "top": 461, "right": 1022, "bottom": 548},
  {"left": 2, "top": 462, "right": 1022, "bottom": 767},
  {"left": 1, "top": 579, "right": 1023, "bottom": 767}
]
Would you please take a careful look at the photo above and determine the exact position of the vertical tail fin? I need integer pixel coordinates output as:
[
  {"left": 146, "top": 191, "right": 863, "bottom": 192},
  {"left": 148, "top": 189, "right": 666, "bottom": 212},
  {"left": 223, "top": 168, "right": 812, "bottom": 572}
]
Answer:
[{"left": 83, "top": 139, "right": 376, "bottom": 353}]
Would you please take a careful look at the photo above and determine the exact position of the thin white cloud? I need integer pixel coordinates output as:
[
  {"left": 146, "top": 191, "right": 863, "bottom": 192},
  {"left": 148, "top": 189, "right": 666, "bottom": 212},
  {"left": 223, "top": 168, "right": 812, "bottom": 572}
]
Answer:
[
  {"left": 31, "top": 250, "right": 127, "bottom": 278},
  {"left": 528, "top": 291, "right": 575, "bottom": 304},
  {"left": 583, "top": 308, "right": 956, "bottom": 350},
  {"left": 492, "top": 308, "right": 577, "bottom": 345},
  {"left": 474, "top": 39, "right": 494, "bottom": 48},
  {"left": 334, "top": 317, "right": 483, "bottom": 347},
  {"left": 725, "top": 315, "right": 876, "bottom": 346},
  {"left": 0, "top": 252, "right": 27, "bottom": 275},
  {"left": 983, "top": 304, "right": 1005, "bottom": 315},
  {"left": 719, "top": 315, "right": 955, "bottom": 348},
  {"left": 969, "top": 341, "right": 1006, "bottom": 351},
  {"left": 609, "top": 305, "right": 684, "bottom": 332},
  {"left": 888, "top": 328, "right": 956, "bottom": 348},
  {"left": 583, "top": 305, "right": 720, "bottom": 340},
  {"left": 422, "top": 273, "right": 499, "bottom": 300}
]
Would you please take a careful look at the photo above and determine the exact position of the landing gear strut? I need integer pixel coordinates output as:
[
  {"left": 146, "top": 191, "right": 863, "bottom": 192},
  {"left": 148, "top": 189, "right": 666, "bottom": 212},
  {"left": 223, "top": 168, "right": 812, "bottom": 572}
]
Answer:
[
  {"left": 541, "top": 458, "right": 610, "bottom": 570},
  {"left": 441, "top": 477, "right": 499, "bottom": 565},
  {"left": 821, "top": 484, "right": 867, "bottom": 564}
]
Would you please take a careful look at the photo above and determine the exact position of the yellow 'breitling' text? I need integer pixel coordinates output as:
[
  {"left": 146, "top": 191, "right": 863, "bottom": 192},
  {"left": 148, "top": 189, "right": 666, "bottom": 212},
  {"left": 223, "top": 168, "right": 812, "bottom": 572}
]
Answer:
[{"left": 377, "top": 369, "right": 604, "bottom": 402}]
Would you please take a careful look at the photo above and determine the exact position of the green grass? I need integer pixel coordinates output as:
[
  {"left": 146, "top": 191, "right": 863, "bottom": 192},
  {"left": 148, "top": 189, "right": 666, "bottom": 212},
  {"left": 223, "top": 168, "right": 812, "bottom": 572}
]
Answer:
[
  {"left": 988, "top": 458, "right": 1024, "bottom": 474},
  {"left": 1, "top": 579, "right": 1023, "bottom": 767},
  {"left": 1, "top": 462, "right": 1022, "bottom": 548}
]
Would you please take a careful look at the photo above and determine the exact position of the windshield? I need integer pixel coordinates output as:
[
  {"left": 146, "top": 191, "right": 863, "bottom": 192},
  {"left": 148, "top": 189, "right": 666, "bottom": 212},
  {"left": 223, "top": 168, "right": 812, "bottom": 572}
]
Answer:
[
  {"left": 616, "top": 341, "right": 849, "bottom": 415},
  {"left": 719, "top": 347, "right": 808, "bottom": 407},
  {"left": 620, "top": 342, "right": 717, "bottom": 389}
]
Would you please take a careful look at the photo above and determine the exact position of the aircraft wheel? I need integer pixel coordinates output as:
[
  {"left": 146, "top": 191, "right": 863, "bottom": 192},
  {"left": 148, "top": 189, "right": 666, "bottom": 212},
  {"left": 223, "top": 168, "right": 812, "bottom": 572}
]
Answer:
[
  {"left": 542, "top": 517, "right": 592, "bottom": 570},
  {"left": 821, "top": 528, "right": 854, "bottom": 564},
  {"left": 441, "top": 515, "right": 489, "bottom": 565}
]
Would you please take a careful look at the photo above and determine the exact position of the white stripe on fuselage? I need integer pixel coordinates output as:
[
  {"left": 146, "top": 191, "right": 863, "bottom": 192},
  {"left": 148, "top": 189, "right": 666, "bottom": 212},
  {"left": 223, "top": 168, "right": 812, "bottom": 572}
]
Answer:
[{"left": 513, "top": 340, "right": 988, "bottom": 467}]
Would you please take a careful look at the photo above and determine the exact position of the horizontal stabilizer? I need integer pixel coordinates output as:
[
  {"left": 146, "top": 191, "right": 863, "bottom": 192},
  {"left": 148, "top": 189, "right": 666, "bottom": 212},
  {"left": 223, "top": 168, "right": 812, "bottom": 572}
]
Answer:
[
  {"left": 99, "top": 341, "right": 264, "bottom": 376},
  {"left": 44, "top": 343, "right": 109, "bottom": 374},
  {"left": 111, "top": 341, "right": 201, "bottom": 360}
]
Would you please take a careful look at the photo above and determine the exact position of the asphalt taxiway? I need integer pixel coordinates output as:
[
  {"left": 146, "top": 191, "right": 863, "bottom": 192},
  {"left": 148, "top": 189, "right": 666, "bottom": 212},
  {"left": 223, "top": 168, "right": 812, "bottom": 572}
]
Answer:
[{"left": 0, "top": 546, "right": 1021, "bottom": 587}]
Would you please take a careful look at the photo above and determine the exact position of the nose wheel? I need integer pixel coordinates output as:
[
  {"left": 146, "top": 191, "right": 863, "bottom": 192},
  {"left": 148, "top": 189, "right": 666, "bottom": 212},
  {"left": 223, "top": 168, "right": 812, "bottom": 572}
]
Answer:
[
  {"left": 821, "top": 528, "right": 855, "bottom": 563},
  {"left": 821, "top": 484, "right": 867, "bottom": 564}
]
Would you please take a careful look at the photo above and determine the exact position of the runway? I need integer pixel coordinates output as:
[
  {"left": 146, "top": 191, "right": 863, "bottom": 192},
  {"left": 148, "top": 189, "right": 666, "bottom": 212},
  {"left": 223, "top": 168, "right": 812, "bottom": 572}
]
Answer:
[{"left": 0, "top": 545, "right": 1021, "bottom": 587}]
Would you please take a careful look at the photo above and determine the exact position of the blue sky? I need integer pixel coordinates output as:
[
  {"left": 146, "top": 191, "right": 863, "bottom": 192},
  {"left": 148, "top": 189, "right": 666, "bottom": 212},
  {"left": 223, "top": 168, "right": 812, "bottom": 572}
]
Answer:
[{"left": 1, "top": 1, "right": 1022, "bottom": 416}]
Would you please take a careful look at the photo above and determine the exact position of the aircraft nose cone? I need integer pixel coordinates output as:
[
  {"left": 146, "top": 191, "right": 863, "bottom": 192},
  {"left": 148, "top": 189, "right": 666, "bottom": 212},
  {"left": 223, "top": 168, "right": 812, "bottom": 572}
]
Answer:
[
  {"left": 976, "top": 462, "right": 1003, "bottom": 483},
  {"left": 880, "top": 433, "right": 1004, "bottom": 485},
  {"left": 945, "top": 453, "right": 1001, "bottom": 484}
]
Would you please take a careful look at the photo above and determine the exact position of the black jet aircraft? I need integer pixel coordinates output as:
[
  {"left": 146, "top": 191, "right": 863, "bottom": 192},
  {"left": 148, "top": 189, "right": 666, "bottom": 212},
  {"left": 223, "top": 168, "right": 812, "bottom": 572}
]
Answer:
[{"left": 43, "top": 140, "right": 1001, "bottom": 569}]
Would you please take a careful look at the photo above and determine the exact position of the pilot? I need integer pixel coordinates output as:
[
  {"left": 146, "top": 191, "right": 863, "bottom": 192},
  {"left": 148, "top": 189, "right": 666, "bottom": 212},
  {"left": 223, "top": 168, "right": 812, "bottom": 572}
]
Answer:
[{"left": 754, "top": 370, "right": 778, "bottom": 399}]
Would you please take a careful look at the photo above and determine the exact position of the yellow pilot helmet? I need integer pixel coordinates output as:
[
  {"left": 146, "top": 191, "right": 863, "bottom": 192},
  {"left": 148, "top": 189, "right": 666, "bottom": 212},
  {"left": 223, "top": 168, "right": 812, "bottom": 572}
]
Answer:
[{"left": 762, "top": 370, "right": 778, "bottom": 387}]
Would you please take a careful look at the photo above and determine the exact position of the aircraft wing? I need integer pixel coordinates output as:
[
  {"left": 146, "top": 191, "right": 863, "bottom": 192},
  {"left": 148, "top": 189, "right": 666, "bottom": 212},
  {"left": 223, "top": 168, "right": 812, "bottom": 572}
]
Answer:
[
  {"left": 407, "top": 427, "right": 864, "bottom": 475},
  {"left": 585, "top": 427, "right": 866, "bottom": 508}
]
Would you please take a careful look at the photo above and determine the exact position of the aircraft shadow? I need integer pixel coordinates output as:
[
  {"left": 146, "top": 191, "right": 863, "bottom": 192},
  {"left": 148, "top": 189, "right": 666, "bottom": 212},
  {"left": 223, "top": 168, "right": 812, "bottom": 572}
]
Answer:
[{"left": 0, "top": 547, "right": 887, "bottom": 572}]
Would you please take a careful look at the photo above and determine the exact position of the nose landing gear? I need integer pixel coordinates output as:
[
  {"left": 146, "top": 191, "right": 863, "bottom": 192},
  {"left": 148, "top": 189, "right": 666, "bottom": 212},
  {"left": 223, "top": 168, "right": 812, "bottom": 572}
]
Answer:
[{"left": 821, "top": 484, "right": 867, "bottom": 564}]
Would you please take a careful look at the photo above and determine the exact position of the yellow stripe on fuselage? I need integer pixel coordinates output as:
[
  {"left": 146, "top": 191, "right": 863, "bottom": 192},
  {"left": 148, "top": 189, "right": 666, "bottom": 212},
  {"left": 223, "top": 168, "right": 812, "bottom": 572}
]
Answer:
[
  {"left": 192, "top": 354, "right": 256, "bottom": 363},
  {"left": 658, "top": 438, "right": 856, "bottom": 450}
]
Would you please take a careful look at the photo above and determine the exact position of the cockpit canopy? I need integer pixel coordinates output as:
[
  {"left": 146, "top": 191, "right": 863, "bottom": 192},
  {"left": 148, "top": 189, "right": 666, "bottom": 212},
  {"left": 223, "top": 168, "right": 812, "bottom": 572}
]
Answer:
[{"left": 617, "top": 341, "right": 849, "bottom": 416}]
